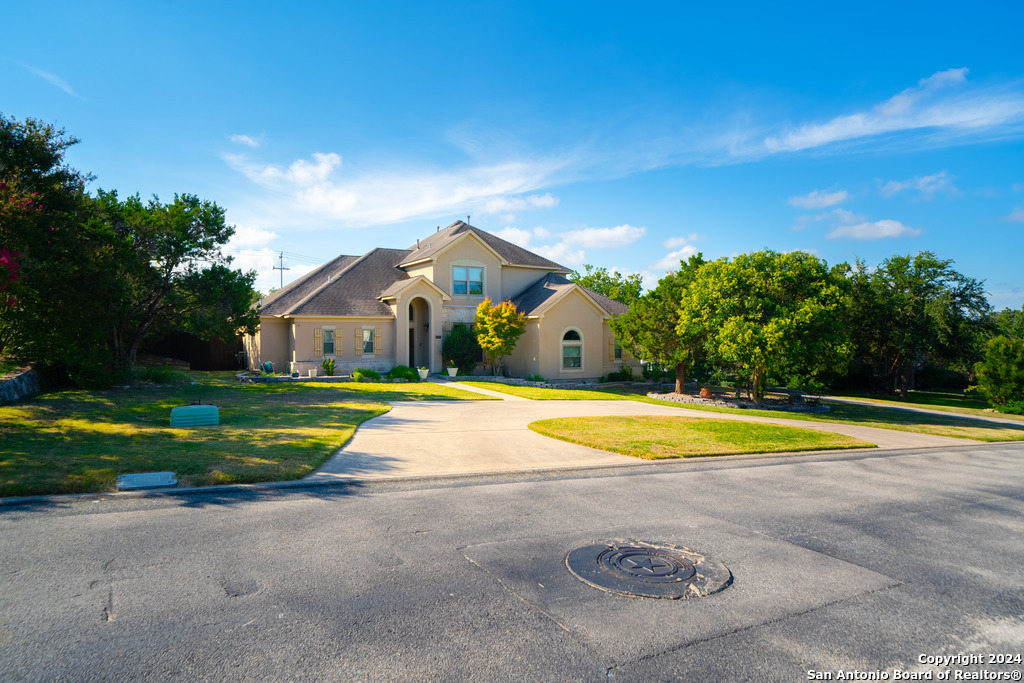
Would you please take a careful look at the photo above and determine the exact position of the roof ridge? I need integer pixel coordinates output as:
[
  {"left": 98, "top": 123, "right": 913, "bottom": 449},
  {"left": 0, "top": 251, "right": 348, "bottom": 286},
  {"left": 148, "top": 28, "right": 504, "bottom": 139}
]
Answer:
[
  {"left": 260, "top": 253, "right": 355, "bottom": 307},
  {"left": 282, "top": 249, "right": 377, "bottom": 314}
]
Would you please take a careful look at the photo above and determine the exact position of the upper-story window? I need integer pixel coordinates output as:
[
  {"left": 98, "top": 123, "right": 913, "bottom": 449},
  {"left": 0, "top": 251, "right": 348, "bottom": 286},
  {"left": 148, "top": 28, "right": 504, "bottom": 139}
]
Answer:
[{"left": 453, "top": 266, "right": 484, "bottom": 295}]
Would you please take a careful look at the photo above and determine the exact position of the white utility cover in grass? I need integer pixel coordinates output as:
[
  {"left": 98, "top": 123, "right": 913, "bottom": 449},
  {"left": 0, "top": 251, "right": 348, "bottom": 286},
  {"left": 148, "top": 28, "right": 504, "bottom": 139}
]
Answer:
[
  {"left": 170, "top": 404, "right": 219, "bottom": 426},
  {"left": 116, "top": 472, "right": 177, "bottom": 490}
]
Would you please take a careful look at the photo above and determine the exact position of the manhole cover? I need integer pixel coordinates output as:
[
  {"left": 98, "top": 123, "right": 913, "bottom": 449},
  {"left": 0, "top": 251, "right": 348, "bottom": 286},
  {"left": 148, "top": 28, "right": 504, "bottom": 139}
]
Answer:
[{"left": 566, "top": 539, "right": 731, "bottom": 599}]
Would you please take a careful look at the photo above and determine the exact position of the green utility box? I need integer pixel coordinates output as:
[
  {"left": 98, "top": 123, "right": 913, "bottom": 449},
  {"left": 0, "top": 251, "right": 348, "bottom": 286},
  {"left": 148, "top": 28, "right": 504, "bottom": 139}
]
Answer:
[{"left": 170, "top": 404, "right": 220, "bottom": 427}]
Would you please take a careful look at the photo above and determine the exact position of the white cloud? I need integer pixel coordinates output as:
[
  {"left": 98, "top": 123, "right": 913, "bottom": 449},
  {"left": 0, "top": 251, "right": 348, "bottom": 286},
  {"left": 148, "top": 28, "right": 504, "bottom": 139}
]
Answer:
[
  {"left": 225, "top": 151, "right": 573, "bottom": 227},
  {"left": 1004, "top": 206, "right": 1024, "bottom": 222},
  {"left": 480, "top": 193, "right": 559, "bottom": 215},
  {"left": 788, "top": 189, "right": 849, "bottom": 209},
  {"left": 230, "top": 134, "right": 260, "bottom": 148},
  {"left": 533, "top": 242, "right": 586, "bottom": 266},
  {"left": 492, "top": 227, "right": 535, "bottom": 247},
  {"left": 663, "top": 235, "right": 700, "bottom": 249},
  {"left": 494, "top": 223, "right": 645, "bottom": 267},
  {"left": 561, "top": 224, "right": 646, "bottom": 248},
  {"left": 21, "top": 63, "right": 79, "bottom": 98},
  {"left": 759, "top": 68, "right": 1024, "bottom": 154},
  {"left": 827, "top": 219, "right": 923, "bottom": 240},
  {"left": 650, "top": 245, "right": 700, "bottom": 272},
  {"left": 228, "top": 224, "right": 278, "bottom": 248},
  {"left": 880, "top": 171, "right": 956, "bottom": 199}
]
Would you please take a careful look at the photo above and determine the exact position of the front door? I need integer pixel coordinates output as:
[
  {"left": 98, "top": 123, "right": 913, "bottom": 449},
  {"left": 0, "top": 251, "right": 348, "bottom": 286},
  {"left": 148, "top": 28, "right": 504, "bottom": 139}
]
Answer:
[{"left": 409, "top": 328, "right": 415, "bottom": 367}]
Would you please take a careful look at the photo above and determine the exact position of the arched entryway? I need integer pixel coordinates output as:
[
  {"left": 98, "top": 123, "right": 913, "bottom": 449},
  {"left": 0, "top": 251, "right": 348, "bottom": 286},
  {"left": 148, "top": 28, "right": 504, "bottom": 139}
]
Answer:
[{"left": 407, "top": 297, "right": 431, "bottom": 369}]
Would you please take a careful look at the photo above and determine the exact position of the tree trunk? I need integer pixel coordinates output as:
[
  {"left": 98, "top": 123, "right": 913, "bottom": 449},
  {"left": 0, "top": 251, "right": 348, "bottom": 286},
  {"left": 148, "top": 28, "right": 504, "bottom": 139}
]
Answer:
[
  {"left": 674, "top": 362, "right": 686, "bottom": 394},
  {"left": 752, "top": 368, "right": 764, "bottom": 404},
  {"left": 899, "top": 362, "right": 914, "bottom": 398}
]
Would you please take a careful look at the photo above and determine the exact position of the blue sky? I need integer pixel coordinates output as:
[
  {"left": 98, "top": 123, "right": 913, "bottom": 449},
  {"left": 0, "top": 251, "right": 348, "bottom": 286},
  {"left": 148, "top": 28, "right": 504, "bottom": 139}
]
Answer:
[{"left": 5, "top": 1, "right": 1024, "bottom": 308}]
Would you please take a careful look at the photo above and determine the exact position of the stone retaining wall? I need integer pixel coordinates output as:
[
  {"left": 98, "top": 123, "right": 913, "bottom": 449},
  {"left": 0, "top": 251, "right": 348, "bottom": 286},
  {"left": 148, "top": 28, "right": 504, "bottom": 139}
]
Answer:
[{"left": 0, "top": 367, "right": 40, "bottom": 404}]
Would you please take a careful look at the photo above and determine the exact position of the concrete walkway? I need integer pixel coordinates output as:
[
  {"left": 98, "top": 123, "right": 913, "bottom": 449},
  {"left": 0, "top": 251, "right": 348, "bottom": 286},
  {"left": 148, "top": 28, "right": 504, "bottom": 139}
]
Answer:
[{"left": 306, "top": 381, "right": 979, "bottom": 482}]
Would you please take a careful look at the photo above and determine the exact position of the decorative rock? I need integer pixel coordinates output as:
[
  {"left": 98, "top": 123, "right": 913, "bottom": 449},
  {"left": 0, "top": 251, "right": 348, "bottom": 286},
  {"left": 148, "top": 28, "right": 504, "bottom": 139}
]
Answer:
[{"left": 0, "top": 367, "right": 40, "bottom": 404}]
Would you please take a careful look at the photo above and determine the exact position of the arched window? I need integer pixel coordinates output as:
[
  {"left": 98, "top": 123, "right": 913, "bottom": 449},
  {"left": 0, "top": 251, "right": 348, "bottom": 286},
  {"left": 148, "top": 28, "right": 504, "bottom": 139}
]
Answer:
[
  {"left": 408, "top": 303, "right": 414, "bottom": 322},
  {"left": 561, "top": 328, "right": 583, "bottom": 370}
]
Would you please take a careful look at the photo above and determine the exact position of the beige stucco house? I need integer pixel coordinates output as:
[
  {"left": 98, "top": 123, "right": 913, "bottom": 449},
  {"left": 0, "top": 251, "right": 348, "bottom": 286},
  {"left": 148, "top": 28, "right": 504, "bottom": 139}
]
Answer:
[{"left": 243, "top": 221, "right": 639, "bottom": 379}]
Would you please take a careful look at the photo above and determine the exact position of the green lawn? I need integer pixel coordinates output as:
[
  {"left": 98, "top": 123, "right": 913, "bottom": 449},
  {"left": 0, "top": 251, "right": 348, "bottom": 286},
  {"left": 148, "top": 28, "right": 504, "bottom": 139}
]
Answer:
[
  {"left": 829, "top": 390, "right": 1024, "bottom": 422},
  {"left": 529, "top": 415, "right": 874, "bottom": 459},
  {"left": 0, "top": 370, "right": 490, "bottom": 497},
  {"left": 461, "top": 381, "right": 1024, "bottom": 442},
  {"left": 457, "top": 380, "right": 627, "bottom": 400}
]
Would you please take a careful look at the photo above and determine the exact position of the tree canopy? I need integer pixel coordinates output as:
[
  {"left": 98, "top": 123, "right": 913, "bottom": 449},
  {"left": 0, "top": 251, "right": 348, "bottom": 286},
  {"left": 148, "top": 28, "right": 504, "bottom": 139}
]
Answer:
[
  {"left": 677, "top": 250, "right": 852, "bottom": 402},
  {"left": 611, "top": 254, "right": 706, "bottom": 392},
  {"left": 569, "top": 264, "right": 643, "bottom": 306},
  {"left": 0, "top": 113, "right": 259, "bottom": 386},
  {"left": 847, "top": 252, "right": 991, "bottom": 396}
]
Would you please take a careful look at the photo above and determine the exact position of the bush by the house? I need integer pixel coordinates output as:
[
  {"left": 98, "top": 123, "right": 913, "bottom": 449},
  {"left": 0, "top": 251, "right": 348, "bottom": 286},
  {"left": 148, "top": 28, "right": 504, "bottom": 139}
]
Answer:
[
  {"left": 386, "top": 365, "right": 418, "bottom": 382},
  {"left": 441, "top": 324, "right": 483, "bottom": 374},
  {"left": 352, "top": 368, "right": 381, "bottom": 383},
  {"left": 321, "top": 358, "right": 336, "bottom": 376}
]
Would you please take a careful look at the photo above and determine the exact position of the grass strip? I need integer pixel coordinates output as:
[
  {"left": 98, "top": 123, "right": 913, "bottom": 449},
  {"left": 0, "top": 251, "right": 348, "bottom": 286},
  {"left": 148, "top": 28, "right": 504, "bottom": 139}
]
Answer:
[
  {"left": 0, "top": 373, "right": 492, "bottom": 497},
  {"left": 529, "top": 415, "right": 874, "bottom": 459},
  {"left": 462, "top": 381, "right": 1024, "bottom": 442}
]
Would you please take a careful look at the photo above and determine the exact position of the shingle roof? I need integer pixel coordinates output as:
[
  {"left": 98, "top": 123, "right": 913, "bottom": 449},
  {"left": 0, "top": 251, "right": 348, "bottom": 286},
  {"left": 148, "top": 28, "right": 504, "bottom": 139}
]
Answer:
[
  {"left": 510, "top": 273, "right": 629, "bottom": 317},
  {"left": 260, "top": 248, "right": 412, "bottom": 317},
  {"left": 399, "top": 221, "right": 570, "bottom": 272}
]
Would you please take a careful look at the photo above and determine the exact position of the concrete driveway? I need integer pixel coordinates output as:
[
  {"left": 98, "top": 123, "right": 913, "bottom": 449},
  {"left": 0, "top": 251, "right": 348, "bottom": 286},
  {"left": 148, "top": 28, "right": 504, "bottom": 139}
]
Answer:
[{"left": 306, "top": 381, "right": 976, "bottom": 482}]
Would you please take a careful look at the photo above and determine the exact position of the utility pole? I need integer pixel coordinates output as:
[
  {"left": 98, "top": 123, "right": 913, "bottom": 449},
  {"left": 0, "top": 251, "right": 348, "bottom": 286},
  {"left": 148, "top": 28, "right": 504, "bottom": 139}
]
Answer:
[{"left": 272, "top": 251, "right": 289, "bottom": 288}]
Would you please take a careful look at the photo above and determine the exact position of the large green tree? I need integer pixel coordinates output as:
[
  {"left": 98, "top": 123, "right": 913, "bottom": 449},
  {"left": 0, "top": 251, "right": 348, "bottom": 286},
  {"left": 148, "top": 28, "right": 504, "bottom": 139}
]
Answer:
[
  {"left": 992, "top": 305, "right": 1024, "bottom": 340},
  {"left": 569, "top": 264, "right": 643, "bottom": 306},
  {"left": 1, "top": 113, "right": 259, "bottom": 385},
  {"left": 0, "top": 114, "right": 114, "bottom": 384},
  {"left": 848, "top": 252, "right": 991, "bottom": 396},
  {"left": 91, "top": 190, "right": 260, "bottom": 372},
  {"left": 678, "top": 250, "right": 852, "bottom": 403},
  {"left": 611, "top": 254, "right": 706, "bottom": 393}
]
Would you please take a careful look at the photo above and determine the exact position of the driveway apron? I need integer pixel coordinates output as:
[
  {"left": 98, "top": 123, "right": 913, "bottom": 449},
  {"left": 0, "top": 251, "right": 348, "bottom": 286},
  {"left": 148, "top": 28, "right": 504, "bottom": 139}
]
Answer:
[{"left": 306, "top": 383, "right": 977, "bottom": 481}]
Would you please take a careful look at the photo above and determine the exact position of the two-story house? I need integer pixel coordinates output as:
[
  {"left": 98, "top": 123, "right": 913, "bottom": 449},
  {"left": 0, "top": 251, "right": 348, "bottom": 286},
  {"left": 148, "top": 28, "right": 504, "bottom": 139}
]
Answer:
[{"left": 244, "top": 221, "right": 637, "bottom": 379}]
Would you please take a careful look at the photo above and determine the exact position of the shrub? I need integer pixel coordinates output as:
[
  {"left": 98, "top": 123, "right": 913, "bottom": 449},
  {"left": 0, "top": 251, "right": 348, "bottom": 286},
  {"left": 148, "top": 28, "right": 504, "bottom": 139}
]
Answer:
[
  {"left": 604, "top": 366, "right": 634, "bottom": 382},
  {"left": 386, "top": 365, "right": 419, "bottom": 381},
  {"left": 526, "top": 373, "right": 546, "bottom": 382},
  {"left": 140, "top": 366, "right": 190, "bottom": 385},
  {"left": 321, "top": 358, "right": 336, "bottom": 376},
  {"left": 441, "top": 324, "right": 483, "bottom": 373},
  {"left": 354, "top": 368, "right": 381, "bottom": 381},
  {"left": 351, "top": 370, "right": 363, "bottom": 382},
  {"left": 975, "top": 336, "right": 1024, "bottom": 408},
  {"left": 998, "top": 399, "right": 1024, "bottom": 415}
]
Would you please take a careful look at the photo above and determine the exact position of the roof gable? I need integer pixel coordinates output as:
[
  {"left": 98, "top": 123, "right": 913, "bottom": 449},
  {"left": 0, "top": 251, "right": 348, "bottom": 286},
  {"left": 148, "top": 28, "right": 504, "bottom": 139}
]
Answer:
[
  {"left": 510, "top": 273, "right": 629, "bottom": 318},
  {"left": 399, "top": 221, "right": 570, "bottom": 272}
]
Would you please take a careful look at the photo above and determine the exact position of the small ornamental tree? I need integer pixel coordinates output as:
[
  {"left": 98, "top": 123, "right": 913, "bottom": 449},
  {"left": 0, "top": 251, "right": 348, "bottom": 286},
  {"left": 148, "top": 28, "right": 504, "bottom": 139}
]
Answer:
[
  {"left": 975, "top": 335, "right": 1024, "bottom": 412},
  {"left": 474, "top": 298, "right": 526, "bottom": 375}
]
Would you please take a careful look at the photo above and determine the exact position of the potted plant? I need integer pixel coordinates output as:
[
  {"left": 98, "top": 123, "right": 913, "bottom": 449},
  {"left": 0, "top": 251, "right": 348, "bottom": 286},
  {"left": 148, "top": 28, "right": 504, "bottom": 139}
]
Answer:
[
  {"left": 445, "top": 359, "right": 458, "bottom": 378},
  {"left": 417, "top": 366, "right": 429, "bottom": 379}
]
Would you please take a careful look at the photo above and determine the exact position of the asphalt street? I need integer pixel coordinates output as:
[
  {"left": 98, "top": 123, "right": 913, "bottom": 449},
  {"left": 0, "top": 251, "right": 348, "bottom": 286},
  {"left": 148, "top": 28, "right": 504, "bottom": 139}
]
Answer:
[{"left": 2, "top": 442, "right": 1023, "bottom": 681}]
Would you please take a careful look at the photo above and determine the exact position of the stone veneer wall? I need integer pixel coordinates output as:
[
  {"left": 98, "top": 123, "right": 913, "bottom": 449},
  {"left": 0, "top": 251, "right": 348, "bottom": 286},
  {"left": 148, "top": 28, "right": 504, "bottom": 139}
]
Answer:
[{"left": 0, "top": 368, "right": 40, "bottom": 404}]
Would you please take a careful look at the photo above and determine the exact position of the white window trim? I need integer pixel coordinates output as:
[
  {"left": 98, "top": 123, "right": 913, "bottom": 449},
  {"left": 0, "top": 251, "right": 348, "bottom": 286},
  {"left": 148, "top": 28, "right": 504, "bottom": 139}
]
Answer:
[
  {"left": 322, "top": 325, "right": 336, "bottom": 357},
  {"left": 362, "top": 327, "right": 375, "bottom": 355},
  {"left": 560, "top": 326, "right": 584, "bottom": 373},
  {"left": 452, "top": 265, "right": 485, "bottom": 297}
]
